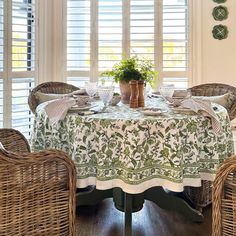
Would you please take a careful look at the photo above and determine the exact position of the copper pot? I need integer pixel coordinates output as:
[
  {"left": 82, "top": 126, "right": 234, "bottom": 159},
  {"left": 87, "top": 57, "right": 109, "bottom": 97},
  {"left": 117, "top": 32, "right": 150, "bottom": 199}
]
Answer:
[{"left": 119, "top": 81, "right": 131, "bottom": 104}]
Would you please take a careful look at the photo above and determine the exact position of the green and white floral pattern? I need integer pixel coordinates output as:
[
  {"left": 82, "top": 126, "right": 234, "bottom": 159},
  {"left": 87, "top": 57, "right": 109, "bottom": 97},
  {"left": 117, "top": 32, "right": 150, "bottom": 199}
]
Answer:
[{"left": 31, "top": 98, "right": 234, "bottom": 193}]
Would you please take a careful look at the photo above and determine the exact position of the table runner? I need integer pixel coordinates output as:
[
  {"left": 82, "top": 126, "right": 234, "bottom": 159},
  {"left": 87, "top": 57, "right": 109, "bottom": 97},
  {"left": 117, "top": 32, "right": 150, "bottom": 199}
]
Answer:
[{"left": 31, "top": 98, "right": 234, "bottom": 193}]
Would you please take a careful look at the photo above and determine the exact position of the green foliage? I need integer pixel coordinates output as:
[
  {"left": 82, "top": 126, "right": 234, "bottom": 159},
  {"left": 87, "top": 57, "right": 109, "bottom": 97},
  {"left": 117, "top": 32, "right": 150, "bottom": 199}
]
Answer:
[{"left": 101, "top": 56, "right": 158, "bottom": 85}]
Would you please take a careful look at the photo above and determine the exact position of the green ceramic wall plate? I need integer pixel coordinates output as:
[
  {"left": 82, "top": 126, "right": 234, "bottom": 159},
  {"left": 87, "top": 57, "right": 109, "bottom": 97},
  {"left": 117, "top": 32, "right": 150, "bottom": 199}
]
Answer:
[
  {"left": 212, "top": 6, "right": 229, "bottom": 21},
  {"left": 213, "top": 0, "right": 227, "bottom": 3},
  {"left": 212, "top": 25, "right": 228, "bottom": 40}
]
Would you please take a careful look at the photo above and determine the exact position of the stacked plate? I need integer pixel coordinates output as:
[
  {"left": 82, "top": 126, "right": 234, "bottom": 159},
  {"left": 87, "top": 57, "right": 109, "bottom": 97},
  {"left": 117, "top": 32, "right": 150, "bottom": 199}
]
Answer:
[
  {"left": 171, "top": 107, "right": 196, "bottom": 115},
  {"left": 140, "top": 108, "right": 168, "bottom": 116}
]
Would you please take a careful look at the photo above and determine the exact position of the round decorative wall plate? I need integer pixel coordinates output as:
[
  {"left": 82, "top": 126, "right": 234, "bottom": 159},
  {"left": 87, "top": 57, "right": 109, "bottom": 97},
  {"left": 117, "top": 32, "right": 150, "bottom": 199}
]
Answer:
[
  {"left": 212, "top": 24, "right": 228, "bottom": 40},
  {"left": 212, "top": 6, "right": 229, "bottom": 21},
  {"left": 213, "top": 0, "right": 227, "bottom": 3}
]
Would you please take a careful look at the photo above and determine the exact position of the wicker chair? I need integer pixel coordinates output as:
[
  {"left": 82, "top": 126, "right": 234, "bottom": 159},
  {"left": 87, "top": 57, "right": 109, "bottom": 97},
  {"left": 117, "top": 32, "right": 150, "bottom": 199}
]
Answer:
[
  {"left": 0, "top": 128, "right": 30, "bottom": 153},
  {"left": 212, "top": 155, "right": 236, "bottom": 236},
  {"left": 0, "top": 129, "right": 76, "bottom": 235},
  {"left": 184, "top": 83, "right": 236, "bottom": 211},
  {"left": 28, "top": 81, "right": 80, "bottom": 114}
]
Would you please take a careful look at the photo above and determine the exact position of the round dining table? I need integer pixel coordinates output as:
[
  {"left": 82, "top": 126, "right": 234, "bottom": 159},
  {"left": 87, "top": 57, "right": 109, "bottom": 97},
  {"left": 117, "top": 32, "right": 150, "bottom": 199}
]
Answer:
[{"left": 31, "top": 97, "right": 234, "bottom": 236}]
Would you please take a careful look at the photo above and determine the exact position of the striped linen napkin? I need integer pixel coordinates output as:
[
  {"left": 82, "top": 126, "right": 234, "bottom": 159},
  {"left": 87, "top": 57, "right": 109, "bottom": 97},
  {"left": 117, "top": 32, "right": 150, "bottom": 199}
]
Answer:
[
  {"left": 181, "top": 98, "right": 221, "bottom": 133},
  {"left": 45, "top": 97, "right": 76, "bottom": 125}
]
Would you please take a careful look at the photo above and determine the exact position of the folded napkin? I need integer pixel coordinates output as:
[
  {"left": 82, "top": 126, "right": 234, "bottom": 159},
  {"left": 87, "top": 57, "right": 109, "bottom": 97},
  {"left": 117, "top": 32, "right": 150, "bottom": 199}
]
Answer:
[
  {"left": 45, "top": 97, "right": 76, "bottom": 124},
  {"left": 173, "top": 89, "right": 189, "bottom": 98},
  {"left": 181, "top": 98, "right": 221, "bottom": 133}
]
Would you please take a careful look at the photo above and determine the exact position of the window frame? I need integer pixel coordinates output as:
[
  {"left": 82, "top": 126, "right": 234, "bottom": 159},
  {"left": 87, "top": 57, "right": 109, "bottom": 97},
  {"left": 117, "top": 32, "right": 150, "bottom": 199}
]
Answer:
[
  {"left": 1, "top": 0, "right": 38, "bottom": 136},
  {"left": 64, "top": 0, "right": 194, "bottom": 89}
]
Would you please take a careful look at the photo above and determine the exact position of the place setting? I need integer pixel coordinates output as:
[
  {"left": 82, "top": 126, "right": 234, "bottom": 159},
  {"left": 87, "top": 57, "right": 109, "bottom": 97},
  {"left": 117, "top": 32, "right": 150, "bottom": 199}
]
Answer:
[
  {"left": 139, "top": 107, "right": 168, "bottom": 116},
  {"left": 138, "top": 84, "right": 190, "bottom": 117},
  {"left": 158, "top": 85, "right": 191, "bottom": 112},
  {"left": 70, "top": 82, "right": 122, "bottom": 115},
  {"left": 155, "top": 84, "right": 222, "bottom": 132}
]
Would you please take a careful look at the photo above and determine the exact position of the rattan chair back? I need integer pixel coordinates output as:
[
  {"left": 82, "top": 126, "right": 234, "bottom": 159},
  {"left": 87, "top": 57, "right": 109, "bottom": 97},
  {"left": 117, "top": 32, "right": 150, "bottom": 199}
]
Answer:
[
  {"left": 185, "top": 83, "right": 236, "bottom": 211},
  {"left": 0, "top": 128, "right": 30, "bottom": 153},
  {"left": 0, "top": 147, "right": 76, "bottom": 235},
  {"left": 212, "top": 155, "right": 236, "bottom": 236},
  {"left": 28, "top": 82, "right": 79, "bottom": 114},
  {"left": 190, "top": 83, "right": 236, "bottom": 120}
]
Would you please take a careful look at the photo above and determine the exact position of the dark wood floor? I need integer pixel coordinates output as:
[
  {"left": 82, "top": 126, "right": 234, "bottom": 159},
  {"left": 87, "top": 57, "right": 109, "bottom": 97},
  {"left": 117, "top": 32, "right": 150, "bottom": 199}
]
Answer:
[{"left": 76, "top": 199, "right": 211, "bottom": 236}]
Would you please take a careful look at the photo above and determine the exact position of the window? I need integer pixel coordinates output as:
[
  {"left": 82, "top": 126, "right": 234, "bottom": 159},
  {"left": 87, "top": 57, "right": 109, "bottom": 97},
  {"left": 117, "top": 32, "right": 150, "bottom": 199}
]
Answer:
[
  {"left": 66, "top": 0, "right": 191, "bottom": 89},
  {"left": 0, "top": 0, "right": 37, "bottom": 139}
]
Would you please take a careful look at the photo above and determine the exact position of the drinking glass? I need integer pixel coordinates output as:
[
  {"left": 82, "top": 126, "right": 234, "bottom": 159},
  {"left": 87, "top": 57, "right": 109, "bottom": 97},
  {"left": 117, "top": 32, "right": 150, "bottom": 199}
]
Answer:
[
  {"left": 159, "top": 84, "right": 175, "bottom": 98},
  {"left": 85, "top": 82, "right": 98, "bottom": 98},
  {"left": 98, "top": 86, "right": 114, "bottom": 111},
  {"left": 186, "top": 89, "right": 192, "bottom": 99},
  {"left": 145, "top": 83, "right": 152, "bottom": 99}
]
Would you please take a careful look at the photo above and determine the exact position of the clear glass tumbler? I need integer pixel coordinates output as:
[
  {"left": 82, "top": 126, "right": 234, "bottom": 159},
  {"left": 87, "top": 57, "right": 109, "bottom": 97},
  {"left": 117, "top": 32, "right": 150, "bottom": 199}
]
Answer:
[
  {"left": 85, "top": 82, "right": 98, "bottom": 98},
  {"left": 98, "top": 86, "right": 114, "bottom": 111}
]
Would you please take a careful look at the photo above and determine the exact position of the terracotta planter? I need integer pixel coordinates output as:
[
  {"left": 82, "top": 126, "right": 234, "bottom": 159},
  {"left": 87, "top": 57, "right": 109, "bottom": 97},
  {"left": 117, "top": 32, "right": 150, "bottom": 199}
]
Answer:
[{"left": 119, "top": 81, "right": 131, "bottom": 104}]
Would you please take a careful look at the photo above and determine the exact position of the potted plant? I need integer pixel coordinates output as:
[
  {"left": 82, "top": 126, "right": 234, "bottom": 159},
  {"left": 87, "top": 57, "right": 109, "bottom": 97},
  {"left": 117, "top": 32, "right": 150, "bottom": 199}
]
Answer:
[{"left": 101, "top": 56, "right": 158, "bottom": 103}]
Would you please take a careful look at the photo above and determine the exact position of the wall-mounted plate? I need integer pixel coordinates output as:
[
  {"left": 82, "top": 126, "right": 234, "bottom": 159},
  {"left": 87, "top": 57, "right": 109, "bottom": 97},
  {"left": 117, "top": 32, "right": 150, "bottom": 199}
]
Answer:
[
  {"left": 212, "top": 24, "right": 228, "bottom": 40},
  {"left": 212, "top": 6, "right": 229, "bottom": 21},
  {"left": 213, "top": 0, "right": 227, "bottom": 3}
]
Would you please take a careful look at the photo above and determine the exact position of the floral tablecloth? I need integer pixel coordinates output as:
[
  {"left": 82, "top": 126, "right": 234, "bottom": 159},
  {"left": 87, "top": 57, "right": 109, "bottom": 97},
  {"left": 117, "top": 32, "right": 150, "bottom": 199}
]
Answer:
[{"left": 31, "top": 98, "right": 234, "bottom": 193}]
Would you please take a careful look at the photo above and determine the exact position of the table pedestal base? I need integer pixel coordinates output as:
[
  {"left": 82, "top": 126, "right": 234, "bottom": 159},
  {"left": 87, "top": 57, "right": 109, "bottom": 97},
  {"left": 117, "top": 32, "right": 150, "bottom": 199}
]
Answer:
[{"left": 76, "top": 186, "right": 203, "bottom": 236}]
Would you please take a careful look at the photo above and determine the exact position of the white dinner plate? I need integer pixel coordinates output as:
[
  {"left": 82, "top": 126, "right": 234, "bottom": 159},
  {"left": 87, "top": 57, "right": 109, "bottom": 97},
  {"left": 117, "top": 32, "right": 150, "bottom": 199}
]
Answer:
[
  {"left": 172, "top": 107, "right": 196, "bottom": 114},
  {"left": 140, "top": 108, "right": 168, "bottom": 116},
  {"left": 69, "top": 104, "right": 93, "bottom": 112}
]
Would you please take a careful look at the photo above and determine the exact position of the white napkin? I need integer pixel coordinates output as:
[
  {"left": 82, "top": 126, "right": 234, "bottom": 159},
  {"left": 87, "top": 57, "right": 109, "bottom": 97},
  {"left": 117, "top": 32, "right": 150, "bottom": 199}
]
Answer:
[
  {"left": 45, "top": 97, "right": 76, "bottom": 124},
  {"left": 181, "top": 98, "right": 221, "bottom": 133}
]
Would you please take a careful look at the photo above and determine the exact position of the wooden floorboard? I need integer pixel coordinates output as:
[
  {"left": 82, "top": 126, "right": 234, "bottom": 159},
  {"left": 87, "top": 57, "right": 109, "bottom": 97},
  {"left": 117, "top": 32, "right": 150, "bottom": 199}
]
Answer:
[{"left": 76, "top": 199, "right": 211, "bottom": 236}]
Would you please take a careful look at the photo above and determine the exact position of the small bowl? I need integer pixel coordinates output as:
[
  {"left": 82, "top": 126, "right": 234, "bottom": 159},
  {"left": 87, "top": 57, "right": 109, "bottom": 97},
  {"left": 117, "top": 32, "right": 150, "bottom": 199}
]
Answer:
[
  {"left": 110, "top": 95, "right": 121, "bottom": 106},
  {"left": 74, "top": 95, "right": 91, "bottom": 106},
  {"left": 165, "top": 97, "right": 184, "bottom": 107},
  {"left": 159, "top": 84, "right": 175, "bottom": 98}
]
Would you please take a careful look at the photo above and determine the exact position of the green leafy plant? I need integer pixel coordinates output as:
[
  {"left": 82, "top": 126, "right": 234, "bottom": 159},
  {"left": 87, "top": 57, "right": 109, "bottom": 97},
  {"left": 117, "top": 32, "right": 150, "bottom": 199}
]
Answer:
[{"left": 101, "top": 56, "right": 158, "bottom": 86}]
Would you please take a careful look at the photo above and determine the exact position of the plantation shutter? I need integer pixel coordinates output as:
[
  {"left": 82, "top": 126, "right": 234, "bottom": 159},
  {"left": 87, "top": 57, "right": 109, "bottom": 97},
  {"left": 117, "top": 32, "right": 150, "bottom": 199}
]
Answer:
[
  {"left": 0, "top": 0, "right": 37, "bottom": 139},
  {"left": 130, "top": 0, "right": 154, "bottom": 61},
  {"left": 11, "top": 0, "right": 36, "bottom": 138},
  {"left": 67, "top": 0, "right": 90, "bottom": 86},
  {"left": 162, "top": 0, "right": 189, "bottom": 88},
  {"left": 66, "top": 0, "right": 191, "bottom": 89},
  {"left": 98, "top": 0, "right": 122, "bottom": 72}
]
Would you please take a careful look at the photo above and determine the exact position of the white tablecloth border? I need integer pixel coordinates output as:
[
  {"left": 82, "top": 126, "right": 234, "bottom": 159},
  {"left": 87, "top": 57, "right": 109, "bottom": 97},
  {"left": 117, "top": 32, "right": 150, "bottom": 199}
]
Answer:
[{"left": 76, "top": 173, "right": 216, "bottom": 194}]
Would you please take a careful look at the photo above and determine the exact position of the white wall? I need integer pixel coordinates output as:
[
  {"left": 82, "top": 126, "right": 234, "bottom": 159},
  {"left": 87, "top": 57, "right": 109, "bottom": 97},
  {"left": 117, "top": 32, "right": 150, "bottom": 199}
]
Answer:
[{"left": 201, "top": 0, "right": 236, "bottom": 87}]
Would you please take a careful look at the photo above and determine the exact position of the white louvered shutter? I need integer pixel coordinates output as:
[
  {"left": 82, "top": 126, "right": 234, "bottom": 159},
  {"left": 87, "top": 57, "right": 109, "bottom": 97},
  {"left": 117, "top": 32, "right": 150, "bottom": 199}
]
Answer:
[
  {"left": 130, "top": 0, "right": 154, "bottom": 61},
  {"left": 162, "top": 0, "right": 189, "bottom": 88},
  {"left": 11, "top": 0, "right": 36, "bottom": 138},
  {"left": 67, "top": 0, "right": 90, "bottom": 87},
  {"left": 0, "top": 0, "right": 37, "bottom": 139},
  {"left": 66, "top": 0, "right": 191, "bottom": 89},
  {"left": 98, "top": 0, "right": 122, "bottom": 72}
]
